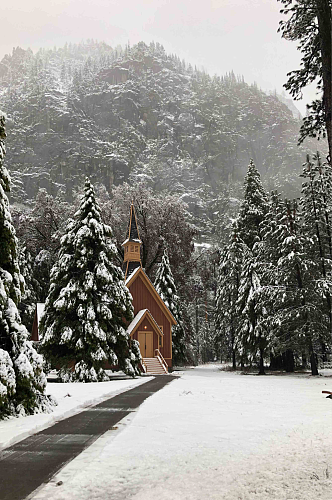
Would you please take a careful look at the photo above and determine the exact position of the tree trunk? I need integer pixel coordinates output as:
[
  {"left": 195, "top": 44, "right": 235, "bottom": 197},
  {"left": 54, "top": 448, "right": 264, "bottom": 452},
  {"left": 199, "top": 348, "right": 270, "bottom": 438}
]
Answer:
[
  {"left": 270, "top": 352, "right": 282, "bottom": 370},
  {"left": 284, "top": 349, "right": 295, "bottom": 373},
  {"left": 258, "top": 347, "right": 265, "bottom": 375},
  {"left": 308, "top": 340, "right": 319, "bottom": 376},
  {"left": 302, "top": 352, "right": 307, "bottom": 368},
  {"left": 315, "top": 0, "right": 332, "bottom": 160},
  {"left": 232, "top": 349, "right": 236, "bottom": 370}
]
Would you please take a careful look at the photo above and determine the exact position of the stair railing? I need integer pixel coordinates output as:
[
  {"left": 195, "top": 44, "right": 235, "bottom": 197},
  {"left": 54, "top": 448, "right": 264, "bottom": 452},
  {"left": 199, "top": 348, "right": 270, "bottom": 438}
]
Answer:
[
  {"left": 155, "top": 349, "right": 168, "bottom": 373},
  {"left": 140, "top": 358, "right": 147, "bottom": 373}
]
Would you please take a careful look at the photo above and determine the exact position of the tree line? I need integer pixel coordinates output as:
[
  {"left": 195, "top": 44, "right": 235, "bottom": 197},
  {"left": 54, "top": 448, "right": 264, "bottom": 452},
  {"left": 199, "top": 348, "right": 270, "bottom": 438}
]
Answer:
[{"left": 216, "top": 155, "right": 332, "bottom": 375}]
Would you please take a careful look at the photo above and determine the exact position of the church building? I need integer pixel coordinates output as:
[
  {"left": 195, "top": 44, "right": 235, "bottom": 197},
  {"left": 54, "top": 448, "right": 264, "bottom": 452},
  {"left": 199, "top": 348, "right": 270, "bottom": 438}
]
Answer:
[{"left": 123, "top": 203, "right": 176, "bottom": 374}]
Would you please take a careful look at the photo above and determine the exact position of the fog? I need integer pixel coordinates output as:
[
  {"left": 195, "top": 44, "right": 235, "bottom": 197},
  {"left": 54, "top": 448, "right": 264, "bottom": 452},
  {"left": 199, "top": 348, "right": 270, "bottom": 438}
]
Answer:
[{"left": 1, "top": 0, "right": 317, "bottom": 113}]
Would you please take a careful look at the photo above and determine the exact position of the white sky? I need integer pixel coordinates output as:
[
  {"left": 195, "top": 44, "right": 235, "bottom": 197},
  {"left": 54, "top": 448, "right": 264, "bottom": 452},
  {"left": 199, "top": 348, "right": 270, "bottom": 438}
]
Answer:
[{"left": 1, "top": 0, "right": 318, "bottom": 114}]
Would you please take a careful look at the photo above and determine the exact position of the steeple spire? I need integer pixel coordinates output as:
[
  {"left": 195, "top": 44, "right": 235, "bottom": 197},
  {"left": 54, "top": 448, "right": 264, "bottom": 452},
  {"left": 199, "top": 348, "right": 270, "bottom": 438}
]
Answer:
[{"left": 122, "top": 203, "right": 142, "bottom": 280}]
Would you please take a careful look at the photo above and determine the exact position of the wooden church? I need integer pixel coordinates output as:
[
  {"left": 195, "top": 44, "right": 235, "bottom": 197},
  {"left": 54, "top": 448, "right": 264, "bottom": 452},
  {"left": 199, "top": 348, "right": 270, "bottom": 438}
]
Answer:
[{"left": 122, "top": 203, "right": 176, "bottom": 374}]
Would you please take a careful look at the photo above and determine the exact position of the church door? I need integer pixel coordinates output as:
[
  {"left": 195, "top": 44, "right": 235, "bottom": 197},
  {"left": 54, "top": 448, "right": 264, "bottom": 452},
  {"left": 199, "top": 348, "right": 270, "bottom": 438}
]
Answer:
[{"left": 138, "top": 331, "right": 154, "bottom": 358}]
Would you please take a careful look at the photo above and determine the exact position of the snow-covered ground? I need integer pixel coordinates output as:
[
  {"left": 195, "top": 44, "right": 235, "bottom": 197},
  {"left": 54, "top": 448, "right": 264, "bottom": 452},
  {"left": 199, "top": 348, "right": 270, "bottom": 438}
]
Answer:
[
  {"left": 0, "top": 375, "right": 153, "bottom": 450},
  {"left": 31, "top": 365, "right": 332, "bottom": 500}
]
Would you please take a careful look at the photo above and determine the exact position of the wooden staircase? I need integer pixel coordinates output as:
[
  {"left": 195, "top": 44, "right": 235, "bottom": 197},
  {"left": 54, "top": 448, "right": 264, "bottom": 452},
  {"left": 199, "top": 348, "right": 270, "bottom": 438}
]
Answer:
[{"left": 143, "top": 356, "right": 168, "bottom": 374}]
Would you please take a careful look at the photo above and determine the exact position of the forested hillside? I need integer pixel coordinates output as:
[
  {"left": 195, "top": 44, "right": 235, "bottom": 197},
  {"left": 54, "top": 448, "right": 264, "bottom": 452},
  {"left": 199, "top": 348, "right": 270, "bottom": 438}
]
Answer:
[{"left": 0, "top": 40, "right": 322, "bottom": 242}]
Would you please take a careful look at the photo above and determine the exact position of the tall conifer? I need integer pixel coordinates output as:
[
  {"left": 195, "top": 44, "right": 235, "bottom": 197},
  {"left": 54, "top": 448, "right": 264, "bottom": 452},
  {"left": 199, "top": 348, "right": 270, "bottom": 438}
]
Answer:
[
  {"left": 0, "top": 113, "right": 51, "bottom": 418},
  {"left": 154, "top": 250, "right": 186, "bottom": 365},
  {"left": 216, "top": 223, "right": 249, "bottom": 369},
  {"left": 40, "top": 179, "right": 141, "bottom": 381},
  {"left": 237, "top": 160, "right": 269, "bottom": 250}
]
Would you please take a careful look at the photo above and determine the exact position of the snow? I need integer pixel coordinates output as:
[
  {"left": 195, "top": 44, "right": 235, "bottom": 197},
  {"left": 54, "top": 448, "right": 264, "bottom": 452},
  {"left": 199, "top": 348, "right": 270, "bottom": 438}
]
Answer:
[
  {"left": 36, "top": 303, "right": 45, "bottom": 325},
  {"left": 30, "top": 365, "right": 332, "bottom": 500},
  {"left": 124, "top": 265, "right": 140, "bottom": 285},
  {"left": 126, "top": 309, "right": 148, "bottom": 334},
  {"left": 0, "top": 376, "right": 152, "bottom": 451}
]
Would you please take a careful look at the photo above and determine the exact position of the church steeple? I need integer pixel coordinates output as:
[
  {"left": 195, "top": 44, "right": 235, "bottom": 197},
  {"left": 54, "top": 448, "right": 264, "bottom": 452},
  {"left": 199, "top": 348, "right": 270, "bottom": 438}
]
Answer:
[{"left": 122, "top": 203, "right": 142, "bottom": 280}]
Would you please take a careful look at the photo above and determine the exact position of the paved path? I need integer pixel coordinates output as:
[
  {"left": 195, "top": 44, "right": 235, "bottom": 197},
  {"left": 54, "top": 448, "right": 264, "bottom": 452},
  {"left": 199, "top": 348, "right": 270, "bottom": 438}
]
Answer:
[{"left": 0, "top": 375, "right": 176, "bottom": 500}]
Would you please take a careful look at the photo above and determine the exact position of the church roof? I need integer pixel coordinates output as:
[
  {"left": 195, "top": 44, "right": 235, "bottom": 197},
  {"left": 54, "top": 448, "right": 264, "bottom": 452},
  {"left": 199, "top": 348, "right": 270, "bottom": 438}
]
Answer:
[{"left": 123, "top": 261, "right": 141, "bottom": 280}]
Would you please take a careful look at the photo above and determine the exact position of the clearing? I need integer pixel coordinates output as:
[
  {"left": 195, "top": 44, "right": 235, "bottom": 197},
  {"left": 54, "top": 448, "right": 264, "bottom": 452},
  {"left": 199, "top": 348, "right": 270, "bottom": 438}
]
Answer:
[{"left": 30, "top": 364, "right": 332, "bottom": 500}]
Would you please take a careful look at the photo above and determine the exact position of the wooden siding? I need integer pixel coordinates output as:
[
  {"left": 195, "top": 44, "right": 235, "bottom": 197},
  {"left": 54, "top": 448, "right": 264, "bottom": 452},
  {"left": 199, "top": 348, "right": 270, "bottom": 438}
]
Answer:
[{"left": 129, "top": 275, "right": 172, "bottom": 366}]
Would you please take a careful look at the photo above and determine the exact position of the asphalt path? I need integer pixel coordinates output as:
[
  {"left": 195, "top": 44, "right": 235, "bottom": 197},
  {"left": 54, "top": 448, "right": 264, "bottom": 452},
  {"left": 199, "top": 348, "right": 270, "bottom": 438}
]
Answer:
[{"left": 0, "top": 375, "right": 176, "bottom": 500}]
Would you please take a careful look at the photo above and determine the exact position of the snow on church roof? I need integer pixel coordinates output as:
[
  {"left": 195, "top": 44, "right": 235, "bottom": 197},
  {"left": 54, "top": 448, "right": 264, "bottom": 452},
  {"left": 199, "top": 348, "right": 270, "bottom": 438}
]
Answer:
[
  {"left": 126, "top": 309, "right": 164, "bottom": 336},
  {"left": 125, "top": 265, "right": 141, "bottom": 285},
  {"left": 126, "top": 309, "right": 148, "bottom": 334}
]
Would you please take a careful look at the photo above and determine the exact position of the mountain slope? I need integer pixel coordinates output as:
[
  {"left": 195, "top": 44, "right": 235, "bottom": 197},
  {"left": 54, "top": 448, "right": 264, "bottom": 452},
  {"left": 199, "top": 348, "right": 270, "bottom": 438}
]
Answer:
[{"left": 0, "top": 41, "right": 323, "bottom": 239}]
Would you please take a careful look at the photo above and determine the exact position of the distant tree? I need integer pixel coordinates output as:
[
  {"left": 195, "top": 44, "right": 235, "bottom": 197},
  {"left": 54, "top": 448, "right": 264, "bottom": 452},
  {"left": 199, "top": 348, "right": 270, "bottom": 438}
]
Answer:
[
  {"left": 278, "top": 0, "right": 332, "bottom": 159},
  {"left": 216, "top": 224, "right": 249, "bottom": 369},
  {"left": 237, "top": 160, "right": 269, "bottom": 249},
  {"left": 40, "top": 179, "right": 141, "bottom": 382},
  {"left": 300, "top": 153, "right": 332, "bottom": 340},
  {"left": 0, "top": 112, "right": 52, "bottom": 418},
  {"left": 154, "top": 250, "right": 187, "bottom": 365}
]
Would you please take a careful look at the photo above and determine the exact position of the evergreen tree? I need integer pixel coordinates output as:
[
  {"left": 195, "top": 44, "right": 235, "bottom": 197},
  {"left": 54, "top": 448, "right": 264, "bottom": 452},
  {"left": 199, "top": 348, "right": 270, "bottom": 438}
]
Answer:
[
  {"left": 40, "top": 179, "right": 141, "bottom": 382},
  {"left": 237, "top": 160, "right": 269, "bottom": 250},
  {"left": 278, "top": 0, "right": 332, "bottom": 159},
  {"left": 154, "top": 250, "right": 186, "bottom": 365},
  {"left": 257, "top": 192, "right": 296, "bottom": 372},
  {"left": 0, "top": 112, "right": 51, "bottom": 418},
  {"left": 300, "top": 154, "right": 332, "bottom": 357},
  {"left": 215, "top": 224, "right": 249, "bottom": 369},
  {"left": 235, "top": 160, "right": 270, "bottom": 373},
  {"left": 273, "top": 200, "right": 325, "bottom": 375},
  {"left": 237, "top": 250, "right": 271, "bottom": 375}
]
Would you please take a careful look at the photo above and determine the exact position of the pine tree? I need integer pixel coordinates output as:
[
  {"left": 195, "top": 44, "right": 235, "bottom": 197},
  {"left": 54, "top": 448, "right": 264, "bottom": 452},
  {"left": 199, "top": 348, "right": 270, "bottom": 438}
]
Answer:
[
  {"left": 0, "top": 112, "right": 51, "bottom": 418},
  {"left": 40, "top": 179, "right": 141, "bottom": 382},
  {"left": 237, "top": 160, "right": 269, "bottom": 250},
  {"left": 237, "top": 250, "right": 271, "bottom": 375},
  {"left": 257, "top": 192, "right": 295, "bottom": 372},
  {"left": 300, "top": 154, "right": 332, "bottom": 348},
  {"left": 215, "top": 224, "right": 249, "bottom": 369},
  {"left": 274, "top": 199, "right": 325, "bottom": 375},
  {"left": 154, "top": 250, "right": 186, "bottom": 365},
  {"left": 235, "top": 160, "right": 270, "bottom": 373}
]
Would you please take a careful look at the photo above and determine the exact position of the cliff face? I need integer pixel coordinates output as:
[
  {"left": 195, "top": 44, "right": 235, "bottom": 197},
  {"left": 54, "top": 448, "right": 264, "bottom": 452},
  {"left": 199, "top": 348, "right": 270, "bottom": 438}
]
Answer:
[{"left": 0, "top": 41, "right": 321, "bottom": 209}]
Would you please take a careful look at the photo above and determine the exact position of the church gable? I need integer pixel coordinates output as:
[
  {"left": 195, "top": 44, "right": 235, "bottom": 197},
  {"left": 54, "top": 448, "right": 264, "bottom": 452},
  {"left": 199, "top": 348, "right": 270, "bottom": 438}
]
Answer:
[{"left": 126, "top": 267, "right": 176, "bottom": 326}]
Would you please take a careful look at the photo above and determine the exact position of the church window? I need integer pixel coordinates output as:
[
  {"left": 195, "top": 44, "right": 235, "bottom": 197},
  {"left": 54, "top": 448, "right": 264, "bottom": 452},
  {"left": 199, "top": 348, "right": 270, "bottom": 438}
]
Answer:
[
  {"left": 135, "top": 246, "right": 138, "bottom": 252},
  {"left": 131, "top": 245, "right": 134, "bottom": 252}
]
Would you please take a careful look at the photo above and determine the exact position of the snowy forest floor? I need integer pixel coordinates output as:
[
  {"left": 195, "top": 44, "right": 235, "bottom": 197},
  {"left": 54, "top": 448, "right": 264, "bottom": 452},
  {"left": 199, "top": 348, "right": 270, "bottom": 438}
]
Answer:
[
  {"left": 27, "top": 364, "right": 332, "bottom": 500},
  {"left": 0, "top": 375, "right": 153, "bottom": 451}
]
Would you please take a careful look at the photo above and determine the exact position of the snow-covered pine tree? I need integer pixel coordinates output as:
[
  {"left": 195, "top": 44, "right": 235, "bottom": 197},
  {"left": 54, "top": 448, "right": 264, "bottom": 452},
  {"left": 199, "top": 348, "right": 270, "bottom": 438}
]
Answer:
[
  {"left": 236, "top": 249, "right": 272, "bottom": 375},
  {"left": 300, "top": 153, "right": 332, "bottom": 350},
  {"left": 40, "top": 178, "right": 141, "bottom": 382},
  {"left": 215, "top": 223, "right": 249, "bottom": 369},
  {"left": 237, "top": 159, "right": 269, "bottom": 250},
  {"left": 235, "top": 160, "right": 270, "bottom": 373},
  {"left": 0, "top": 112, "right": 51, "bottom": 419},
  {"left": 154, "top": 250, "right": 186, "bottom": 365},
  {"left": 274, "top": 199, "right": 326, "bottom": 375},
  {"left": 257, "top": 192, "right": 297, "bottom": 372}
]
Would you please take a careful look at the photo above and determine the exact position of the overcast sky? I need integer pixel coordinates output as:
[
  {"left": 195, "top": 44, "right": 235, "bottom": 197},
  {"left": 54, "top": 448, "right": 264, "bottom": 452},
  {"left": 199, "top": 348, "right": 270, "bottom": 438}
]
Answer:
[{"left": 1, "top": 0, "right": 317, "bottom": 114}]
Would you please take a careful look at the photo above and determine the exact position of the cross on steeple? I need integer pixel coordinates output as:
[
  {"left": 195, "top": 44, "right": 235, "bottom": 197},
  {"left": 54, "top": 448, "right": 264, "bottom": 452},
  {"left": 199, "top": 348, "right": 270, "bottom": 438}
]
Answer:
[{"left": 122, "top": 203, "right": 142, "bottom": 280}]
